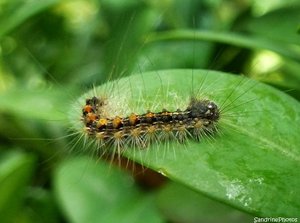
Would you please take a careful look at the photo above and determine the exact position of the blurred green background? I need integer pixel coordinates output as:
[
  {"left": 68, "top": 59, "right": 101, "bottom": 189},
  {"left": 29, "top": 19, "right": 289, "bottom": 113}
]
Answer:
[{"left": 1, "top": 0, "right": 300, "bottom": 222}]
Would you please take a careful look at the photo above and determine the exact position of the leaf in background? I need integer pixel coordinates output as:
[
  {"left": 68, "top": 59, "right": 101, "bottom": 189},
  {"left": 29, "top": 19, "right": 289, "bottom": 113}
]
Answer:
[
  {"left": 54, "top": 157, "right": 164, "bottom": 223},
  {"left": 241, "top": 5, "right": 300, "bottom": 45},
  {"left": 0, "top": 0, "right": 60, "bottom": 37},
  {"left": 74, "top": 69, "right": 300, "bottom": 217},
  {"left": 19, "top": 188, "right": 61, "bottom": 223},
  {"left": 0, "top": 150, "right": 36, "bottom": 222},
  {"left": 146, "top": 30, "right": 300, "bottom": 63}
]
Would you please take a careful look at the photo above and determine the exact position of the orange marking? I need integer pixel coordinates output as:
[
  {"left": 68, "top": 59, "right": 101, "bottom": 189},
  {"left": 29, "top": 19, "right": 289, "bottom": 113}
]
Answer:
[
  {"left": 86, "top": 112, "right": 97, "bottom": 122},
  {"left": 97, "top": 118, "right": 107, "bottom": 128},
  {"left": 112, "top": 116, "right": 123, "bottom": 128},
  {"left": 146, "top": 112, "right": 155, "bottom": 118},
  {"left": 129, "top": 113, "right": 138, "bottom": 125},
  {"left": 83, "top": 105, "right": 93, "bottom": 113}
]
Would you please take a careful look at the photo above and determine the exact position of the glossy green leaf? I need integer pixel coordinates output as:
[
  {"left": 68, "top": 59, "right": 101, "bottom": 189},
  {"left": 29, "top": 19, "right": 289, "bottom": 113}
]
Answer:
[
  {"left": 156, "top": 182, "right": 253, "bottom": 223},
  {"left": 75, "top": 69, "right": 300, "bottom": 217},
  {"left": 54, "top": 157, "right": 163, "bottom": 223},
  {"left": 0, "top": 150, "right": 36, "bottom": 222}
]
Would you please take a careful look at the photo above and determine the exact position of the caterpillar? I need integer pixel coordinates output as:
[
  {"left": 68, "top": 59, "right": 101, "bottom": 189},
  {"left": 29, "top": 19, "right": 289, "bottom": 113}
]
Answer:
[
  {"left": 68, "top": 68, "right": 256, "bottom": 163},
  {"left": 82, "top": 96, "right": 219, "bottom": 147}
]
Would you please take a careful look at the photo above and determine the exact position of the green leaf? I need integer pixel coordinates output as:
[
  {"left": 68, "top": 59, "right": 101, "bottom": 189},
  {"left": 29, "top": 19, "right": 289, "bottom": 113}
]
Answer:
[
  {"left": 18, "top": 188, "right": 60, "bottom": 223},
  {"left": 53, "top": 157, "right": 163, "bottom": 223},
  {"left": 146, "top": 30, "right": 300, "bottom": 62},
  {"left": 0, "top": 87, "right": 72, "bottom": 121},
  {"left": 0, "top": 0, "right": 60, "bottom": 37},
  {"left": 156, "top": 182, "right": 253, "bottom": 223},
  {"left": 0, "top": 150, "right": 36, "bottom": 222},
  {"left": 241, "top": 5, "right": 300, "bottom": 45},
  {"left": 74, "top": 69, "right": 300, "bottom": 217}
]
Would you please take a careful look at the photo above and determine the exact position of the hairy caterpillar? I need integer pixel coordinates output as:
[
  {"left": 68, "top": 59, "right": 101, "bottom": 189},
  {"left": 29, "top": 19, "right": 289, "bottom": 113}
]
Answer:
[{"left": 68, "top": 68, "right": 257, "bottom": 164}]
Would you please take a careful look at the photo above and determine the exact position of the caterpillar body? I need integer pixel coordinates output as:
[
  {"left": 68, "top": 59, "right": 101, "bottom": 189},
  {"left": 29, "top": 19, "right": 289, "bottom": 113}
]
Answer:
[
  {"left": 69, "top": 69, "right": 253, "bottom": 159},
  {"left": 82, "top": 96, "right": 219, "bottom": 147}
]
